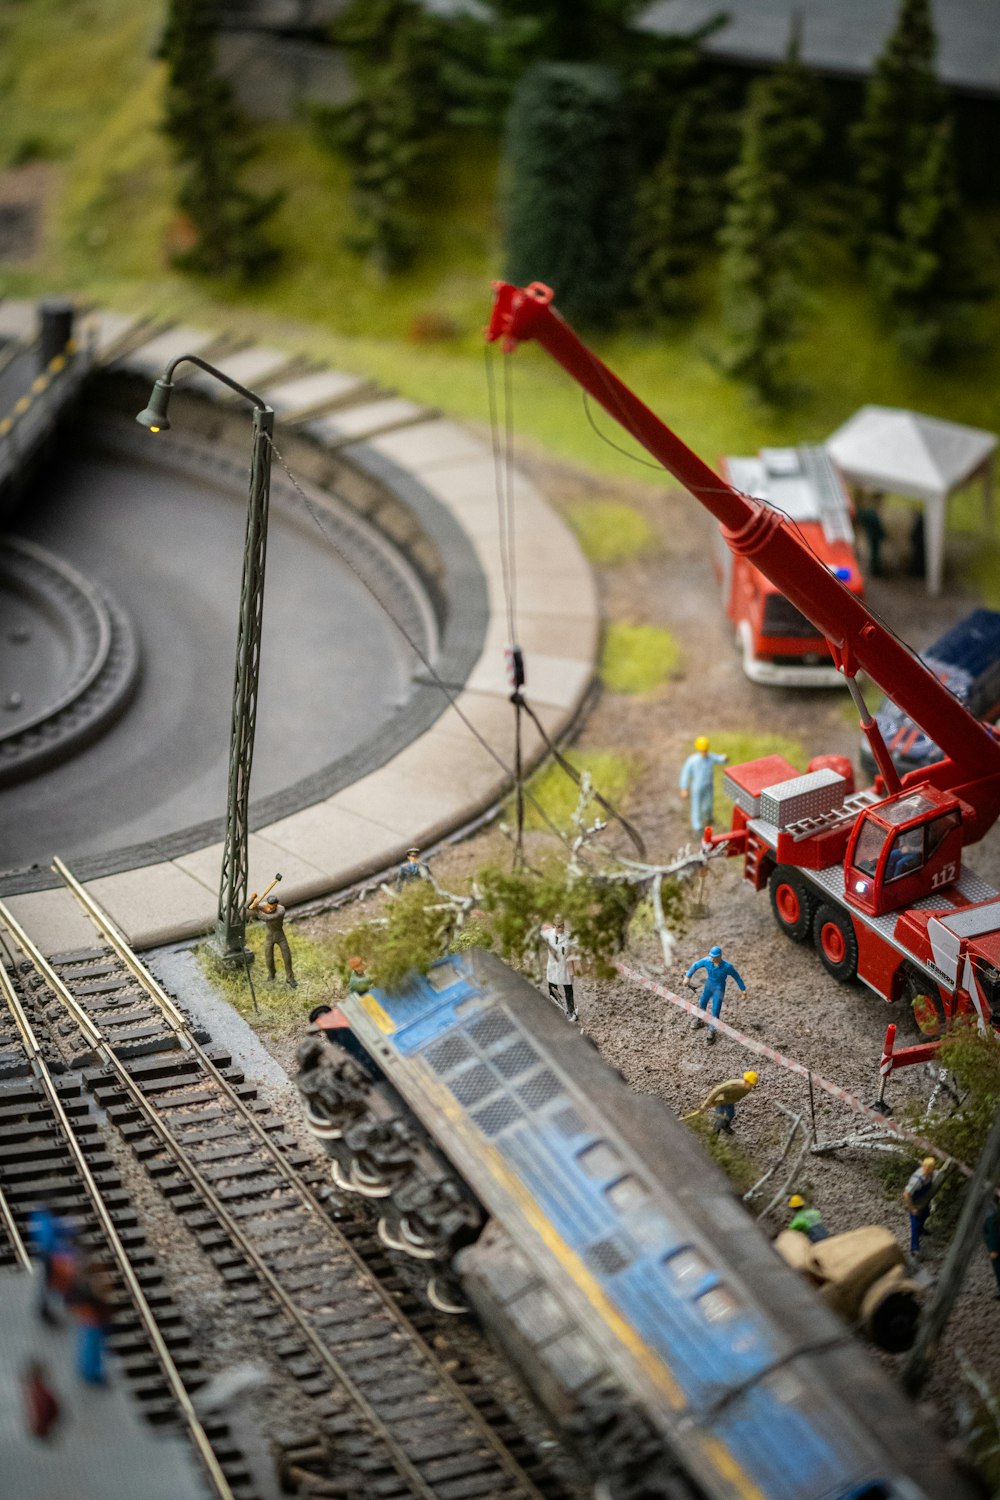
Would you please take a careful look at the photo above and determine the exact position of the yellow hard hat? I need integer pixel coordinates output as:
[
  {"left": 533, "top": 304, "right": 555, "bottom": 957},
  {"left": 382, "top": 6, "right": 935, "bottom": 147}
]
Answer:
[
  {"left": 788, "top": 1194, "right": 805, "bottom": 1209},
  {"left": 695, "top": 736, "right": 710, "bottom": 753},
  {"left": 743, "top": 1071, "right": 758, "bottom": 1086},
  {"left": 921, "top": 1156, "right": 936, "bottom": 1171}
]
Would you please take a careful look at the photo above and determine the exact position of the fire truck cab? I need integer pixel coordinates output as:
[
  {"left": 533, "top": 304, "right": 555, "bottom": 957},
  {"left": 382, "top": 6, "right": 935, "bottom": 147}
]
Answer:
[{"left": 716, "top": 446, "right": 863, "bottom": 688}]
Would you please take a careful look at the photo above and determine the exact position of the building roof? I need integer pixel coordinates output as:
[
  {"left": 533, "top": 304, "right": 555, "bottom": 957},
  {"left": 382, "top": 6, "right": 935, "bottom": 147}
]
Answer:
[
  {"left": 636, "top": 0, "right": 1000, "bottom": 98},
  {"left": 825, "top": 405, "right": 997, "bottom": 502}
]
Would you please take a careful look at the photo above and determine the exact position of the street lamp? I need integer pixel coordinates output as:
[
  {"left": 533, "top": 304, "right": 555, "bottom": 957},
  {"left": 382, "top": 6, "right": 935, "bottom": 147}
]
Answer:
[{"left": 137, "top": 354, "right": 275, "bottom": 964}]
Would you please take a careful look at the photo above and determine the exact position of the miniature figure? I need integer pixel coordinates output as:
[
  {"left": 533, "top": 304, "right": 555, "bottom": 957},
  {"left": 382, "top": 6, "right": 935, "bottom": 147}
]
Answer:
[
  {"left": 22, "top": 1361, "right": 60, "bottom": 1440},
  {"left": 902, "top": 1156, "right": 940, "bottom": 1256},
  {"left": 854, "top": 490, "right": 886, "bottom": 577},
  {"left": 346, "top": 955, "right": 371, "bottom": 995},
  {"left": 983, "top": 1204, "right": 1000, "bottom": 1298},
  {"left": 787, "top": 1193, "right": 830, "bottom": 1243},
  {"left": 685, "top": 944, "right": 746, "bottom": 1041},
  {"left": 540, "top": 914, "right": 578, "bottom": 1021},
  {"left": 248, "top": 891, "right": 297, "bottom": 987},
  {"left": 683, "top": 1071, "right": 758, "bottom": 1134},
  {"left": 679, "top": 737, "right": 727, "bottom": 834},
  {"left": 397, "top": 846, "right": 428, "bottom": 886}
]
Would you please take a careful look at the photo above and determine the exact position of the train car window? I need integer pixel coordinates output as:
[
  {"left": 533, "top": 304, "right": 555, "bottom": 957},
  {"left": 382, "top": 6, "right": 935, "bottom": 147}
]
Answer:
[
  {"left": 604, "top": 1175, "right": 649, "bottom": 1213},
  {"left": 586, "top": 1236, "right": 632, "bottom": 1275},
  {"left": 664, "top": 1247, "right": 710, "bottom": 1287},
  {"left": 451, "top": 1062, "right": 500, "bottom": 1107},
  {"left": 696, "top": 1286, "right": 739, "bottom": 1324},
  {"left": 494, "top": 1038, "right": 541, "bottom": 1078},
  {"left": 427, "top": 959, "right": 463, "bottom": 991},
  {"left": 471, "top": 1096, "right": 525, "bottom": 1137},
  {"left": 576, "top": 1141, "right": 624, "bottom": 1179},
  {"left": 517, "top": 1068, "right": 563, "bottom": 1109},
  {"left": 468, "top": 1007, "right": 517, "bottom": 1049},
  {"left": 425, "top": 1033, "right": 474, "bottom": 1074}
]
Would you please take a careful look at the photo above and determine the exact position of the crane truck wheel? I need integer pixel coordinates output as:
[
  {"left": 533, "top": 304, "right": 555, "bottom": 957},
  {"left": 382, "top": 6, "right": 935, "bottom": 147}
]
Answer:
[
  {"left": 768, "top": 867, "right": 816, "bottom": 943},
  {"left": 812, "top": 903, "right": 859, "bottom": 983}
]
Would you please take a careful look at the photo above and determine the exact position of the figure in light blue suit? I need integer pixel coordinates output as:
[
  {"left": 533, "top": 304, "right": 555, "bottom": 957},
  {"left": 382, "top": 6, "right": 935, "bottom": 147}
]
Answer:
[
  {"left": 685, "top": 945, "right": 746, "bottom": 1040},
  {"left": 679, "top": 737, "right": 728, "bottom": 834}
]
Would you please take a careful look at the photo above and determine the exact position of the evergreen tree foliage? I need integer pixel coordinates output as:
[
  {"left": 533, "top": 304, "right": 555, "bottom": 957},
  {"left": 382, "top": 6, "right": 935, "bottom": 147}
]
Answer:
[
  {"left": 850, "top": 0, "right": 945, "bottom": 257},
  {"left": 315, "top": 0, "right": 450, "bottom": 275},
  {"left": 159, "top": 0, "right": 279, "bottom": 280},
  {"left": 631, "top": 100, "right": 701, "bottom": 321},
  {"left": 502, "top": 63, "right": 633, "bottom": 326},
  {"left": 717, "top": 33, "right": 824, "bottom": 400},
  {"left": 868, "top": 117, "right": 989, "bottom": 362}
]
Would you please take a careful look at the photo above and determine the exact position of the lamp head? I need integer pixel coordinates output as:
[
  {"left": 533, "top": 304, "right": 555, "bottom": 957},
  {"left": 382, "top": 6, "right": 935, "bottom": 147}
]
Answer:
[{"left": 135, "top": 378, "right": 174, "bottom": 433}]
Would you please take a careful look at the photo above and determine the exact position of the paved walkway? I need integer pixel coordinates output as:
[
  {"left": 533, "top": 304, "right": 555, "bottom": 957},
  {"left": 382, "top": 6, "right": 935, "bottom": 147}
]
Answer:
[
  {"left": 0, "top": 1271, "right": 205, "bottom": 1500},
  {"left": 0, "top": 303, "right": 599, "bottom": 952}
]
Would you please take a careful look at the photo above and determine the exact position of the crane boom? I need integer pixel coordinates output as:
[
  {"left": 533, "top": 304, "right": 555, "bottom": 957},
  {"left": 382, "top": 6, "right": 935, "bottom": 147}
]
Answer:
[{"left": 487, "top": 281, "right": 1000, "bottom": 837}]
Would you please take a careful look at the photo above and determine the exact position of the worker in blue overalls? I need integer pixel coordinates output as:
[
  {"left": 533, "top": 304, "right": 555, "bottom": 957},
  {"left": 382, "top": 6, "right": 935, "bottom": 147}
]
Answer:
[
  {"left": 685, "top": 945, "right": 747, "bottom": 1043},
  {"left": 679, "top": 736, "right": 728, "bottom": 834}
]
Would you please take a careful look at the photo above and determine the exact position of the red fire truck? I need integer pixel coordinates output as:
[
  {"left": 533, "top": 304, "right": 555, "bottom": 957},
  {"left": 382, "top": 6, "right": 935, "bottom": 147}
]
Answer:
[
  {"left": 487, "top": 282, "right": 1000, "bottom": 1084},
  {"left": 717, "top": 446, "right": 864, "bottom": 687}
]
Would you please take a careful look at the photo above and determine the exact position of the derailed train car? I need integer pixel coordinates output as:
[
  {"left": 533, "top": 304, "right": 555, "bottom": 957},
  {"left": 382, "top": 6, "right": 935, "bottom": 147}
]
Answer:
[{"left": 296, "top": 949, "right": 983, "bottom": 1500}]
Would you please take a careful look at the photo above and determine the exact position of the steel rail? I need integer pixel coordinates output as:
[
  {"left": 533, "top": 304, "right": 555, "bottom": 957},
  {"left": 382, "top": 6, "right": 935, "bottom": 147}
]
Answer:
[
  {"left": 0, "top": 898, "right": 436, "bottom": 1500},
  {"left": 0, "top": 1179, "right": 32, "bottom": 1270},
  {"left": 0, "top": 954, "right": 235, "bottom": 1500},
  {"left": 49, "top": 859, "right": 551, "bottom": 1500}
]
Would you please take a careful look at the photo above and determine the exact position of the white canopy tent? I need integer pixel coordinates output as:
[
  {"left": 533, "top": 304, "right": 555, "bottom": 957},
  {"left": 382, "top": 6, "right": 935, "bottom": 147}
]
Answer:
[{"left": 825, "top": 405, "right": 997, "bottom": 596}]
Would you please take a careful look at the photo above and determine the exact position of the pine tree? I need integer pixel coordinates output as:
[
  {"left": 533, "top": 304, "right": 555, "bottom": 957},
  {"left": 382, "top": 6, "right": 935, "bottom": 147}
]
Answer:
[
  {"left": 502, "top": 63, "right": 634, "bottom": 327},
  {"left": 868, "top": 117, "right": 989, "bottom": 362},
  {"left": 850, "top": 0, "right": 944, "bottom": 257},
  {"left": 717, "top": 31, "right": 823, "bottom": 399},
  {"left": 631, "top": 101, "right": 700, "bottom": 321},
  {"left": 159, "top": 0, "right": 279, "bottom": 280},
  {"left": 314, "top": 0, "right": 449, "bottom": 275}
]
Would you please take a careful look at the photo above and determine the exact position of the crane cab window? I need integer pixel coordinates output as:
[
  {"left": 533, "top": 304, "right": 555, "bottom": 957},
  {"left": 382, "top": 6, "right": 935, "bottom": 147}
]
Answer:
[
  {"left": 926, "top": 809, "right": 961, "bottom": 857},
  {"left": 853, "top": 819, "right": 890, "bottom": 876},
  {"left": 885, "top": 826, "right": 924, "bottom": 883}
]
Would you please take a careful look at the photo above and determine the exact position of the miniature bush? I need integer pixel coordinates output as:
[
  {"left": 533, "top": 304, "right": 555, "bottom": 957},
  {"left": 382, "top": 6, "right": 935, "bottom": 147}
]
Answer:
[
  {"left": 601, "top": 622, "right": 681, "bottom": 694},
  {"left": 566, "top": 500, "right": 657, "bottom": 564}
]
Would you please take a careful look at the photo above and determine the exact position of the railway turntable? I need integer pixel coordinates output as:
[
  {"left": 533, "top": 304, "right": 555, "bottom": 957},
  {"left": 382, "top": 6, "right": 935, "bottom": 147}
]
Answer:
[{"left": 0, "top": 1270, "right": 206, "bottom": 1500}]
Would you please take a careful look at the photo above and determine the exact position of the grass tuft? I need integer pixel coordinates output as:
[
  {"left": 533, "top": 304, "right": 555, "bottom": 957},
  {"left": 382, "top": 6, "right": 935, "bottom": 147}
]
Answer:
[
  {"left": 601, "top": 621, "right": 681, "bottom": 693},
  {"left": 565, "top": 500, "right": 657, "bottom": 564},
  {"left": 521, "top": 749, "right": 636, "bottom": 832}
]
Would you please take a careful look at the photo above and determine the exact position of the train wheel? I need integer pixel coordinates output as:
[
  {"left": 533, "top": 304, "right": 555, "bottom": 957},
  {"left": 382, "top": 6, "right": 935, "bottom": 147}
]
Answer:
[
  {"left": 812, "top": 903, "right": 858, "bottom": 983},
  {"left": 304, "top": 1104, "right": 342, "bottom": 1140},
  {"left": 427, "top": 1275, "right": 467, "bottom": 1315},
  {"left": 350, "top": 1158, "right": 393, "bottom": 1198},
  {"left": 768, "top": 867, "right": 816, "bottom": 943}
]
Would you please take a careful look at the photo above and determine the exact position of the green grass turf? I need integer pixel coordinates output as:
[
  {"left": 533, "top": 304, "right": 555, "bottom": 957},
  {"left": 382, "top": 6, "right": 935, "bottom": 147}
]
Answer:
[
  {"left": 520, "top": 750, "right": 636, "bottom": 832},
  {"left": 601, "top": 622, "right": 681, "bottom": 693},
  {"left": 3, "top": 1, "right": 999, "bottom": 606}
]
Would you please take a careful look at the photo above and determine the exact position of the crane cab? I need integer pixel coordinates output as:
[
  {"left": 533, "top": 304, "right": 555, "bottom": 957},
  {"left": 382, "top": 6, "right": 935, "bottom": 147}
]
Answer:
[{"left": 844, "top": 786, "right": 964, "bottom": 918}]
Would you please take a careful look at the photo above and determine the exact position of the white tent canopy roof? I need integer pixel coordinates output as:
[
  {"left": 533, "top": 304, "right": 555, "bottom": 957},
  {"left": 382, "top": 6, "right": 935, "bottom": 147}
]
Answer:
[{"left": 826, "top": 405, "right": 997, "bottom": 503}]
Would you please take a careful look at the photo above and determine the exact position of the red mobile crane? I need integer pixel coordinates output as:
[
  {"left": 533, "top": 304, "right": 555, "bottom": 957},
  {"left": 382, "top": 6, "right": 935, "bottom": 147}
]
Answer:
[{"left": 487, "top": 281, "right": 1000, "bottom": 1081}]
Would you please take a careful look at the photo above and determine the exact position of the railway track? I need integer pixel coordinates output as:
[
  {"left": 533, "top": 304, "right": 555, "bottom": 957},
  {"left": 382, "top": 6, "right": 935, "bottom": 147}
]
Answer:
[
  {"left": 0, "top": 864, "right": 571, "bottom": 1500},
  {"left": 0, "top": 950, "right": 252, "bottom": 1498}
]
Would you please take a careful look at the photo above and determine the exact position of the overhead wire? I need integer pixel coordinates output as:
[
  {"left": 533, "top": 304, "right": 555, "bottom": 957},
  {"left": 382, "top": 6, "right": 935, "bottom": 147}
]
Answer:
[{"left": 260, "top": 430, "right": 576, "bottom": 855}]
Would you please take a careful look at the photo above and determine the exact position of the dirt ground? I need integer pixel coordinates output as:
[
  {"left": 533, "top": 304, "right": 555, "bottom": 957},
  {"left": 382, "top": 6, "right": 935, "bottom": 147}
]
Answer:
[{"left": 285, "top": 447, "right": 1000, "bottom": 1467}]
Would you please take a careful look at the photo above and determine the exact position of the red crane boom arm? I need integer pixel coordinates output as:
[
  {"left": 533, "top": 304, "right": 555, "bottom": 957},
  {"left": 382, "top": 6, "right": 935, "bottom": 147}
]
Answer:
[{"left": 487, "top": 282, "right": 1000, "bottom": 800}]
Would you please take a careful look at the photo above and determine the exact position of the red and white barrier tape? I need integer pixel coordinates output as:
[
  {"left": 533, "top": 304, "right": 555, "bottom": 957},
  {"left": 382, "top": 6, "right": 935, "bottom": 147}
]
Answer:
[{"left": 616, "top": 962, "right": 973, "bottom": 1179}]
